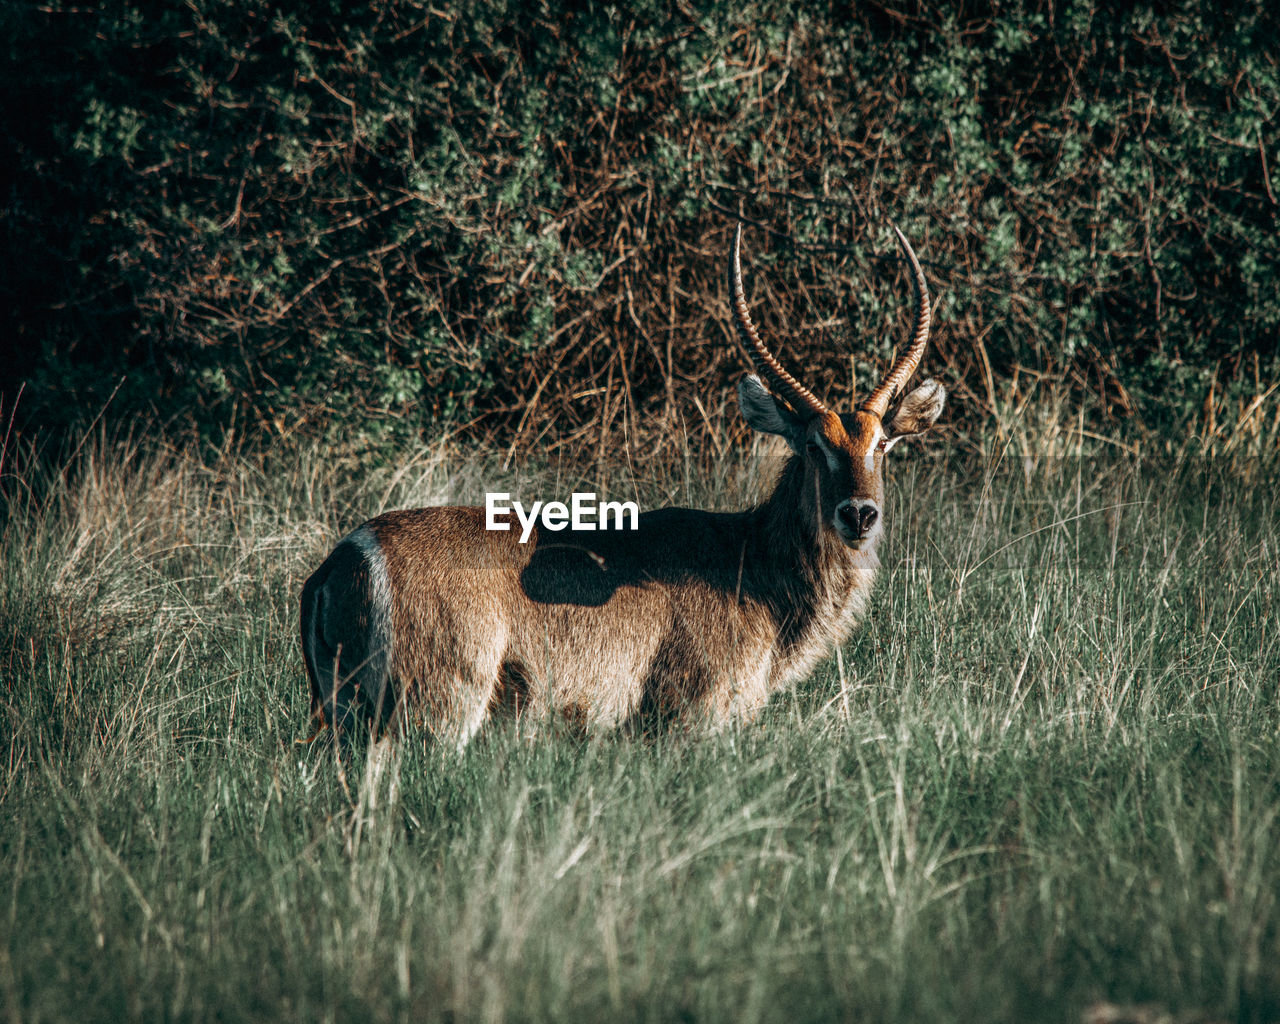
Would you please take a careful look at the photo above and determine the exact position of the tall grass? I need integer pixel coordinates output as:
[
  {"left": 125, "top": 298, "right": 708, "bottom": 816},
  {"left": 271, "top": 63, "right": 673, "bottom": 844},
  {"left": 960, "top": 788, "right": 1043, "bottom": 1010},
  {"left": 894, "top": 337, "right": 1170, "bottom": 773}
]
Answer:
[{"left": 1, "top": 429, "right": 1278, "bottom": 1023}]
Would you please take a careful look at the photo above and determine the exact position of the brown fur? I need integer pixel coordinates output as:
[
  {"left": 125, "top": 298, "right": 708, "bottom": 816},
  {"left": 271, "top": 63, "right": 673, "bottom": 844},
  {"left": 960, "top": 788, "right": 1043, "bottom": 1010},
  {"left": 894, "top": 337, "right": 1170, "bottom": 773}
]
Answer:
[{"left": 361, "top": 457, "right": 876, "bottom": 743}]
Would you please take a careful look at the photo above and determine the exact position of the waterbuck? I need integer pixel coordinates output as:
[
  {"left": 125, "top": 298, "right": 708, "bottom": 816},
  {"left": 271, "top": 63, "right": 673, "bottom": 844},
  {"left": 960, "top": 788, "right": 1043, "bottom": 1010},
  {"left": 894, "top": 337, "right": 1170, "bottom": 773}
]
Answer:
[{"left": 300, "top": 223, "right": 946, "bottom": 745}]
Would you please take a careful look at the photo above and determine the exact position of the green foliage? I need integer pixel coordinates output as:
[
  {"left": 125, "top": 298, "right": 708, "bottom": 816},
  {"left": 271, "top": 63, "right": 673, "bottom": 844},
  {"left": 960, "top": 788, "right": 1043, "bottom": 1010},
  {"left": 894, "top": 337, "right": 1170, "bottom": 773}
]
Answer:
[{"left": 3, "top": 0, "right": 1278, "bottom": 450}]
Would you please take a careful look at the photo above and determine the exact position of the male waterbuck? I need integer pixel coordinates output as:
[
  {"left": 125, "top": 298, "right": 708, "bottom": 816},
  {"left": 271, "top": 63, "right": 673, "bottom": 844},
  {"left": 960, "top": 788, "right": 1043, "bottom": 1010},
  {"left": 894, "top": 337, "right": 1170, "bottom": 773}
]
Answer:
[{"left": 301, "top": 222, "right": 946, "bottom": 745}]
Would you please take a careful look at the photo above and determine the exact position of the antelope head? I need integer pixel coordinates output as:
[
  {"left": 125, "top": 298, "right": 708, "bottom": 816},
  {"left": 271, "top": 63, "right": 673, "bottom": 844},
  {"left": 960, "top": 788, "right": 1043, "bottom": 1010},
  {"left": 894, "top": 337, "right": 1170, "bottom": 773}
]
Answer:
[{"left": 730, "top": 223, "right": 946, "bottom": 552}]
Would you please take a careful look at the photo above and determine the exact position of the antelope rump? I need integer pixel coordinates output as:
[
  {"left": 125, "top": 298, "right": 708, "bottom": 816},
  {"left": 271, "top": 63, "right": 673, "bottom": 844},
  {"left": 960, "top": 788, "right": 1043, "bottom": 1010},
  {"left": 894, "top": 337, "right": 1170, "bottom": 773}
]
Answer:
[{"left": 300, "top": 222, "right": 946, "bottom": 746}]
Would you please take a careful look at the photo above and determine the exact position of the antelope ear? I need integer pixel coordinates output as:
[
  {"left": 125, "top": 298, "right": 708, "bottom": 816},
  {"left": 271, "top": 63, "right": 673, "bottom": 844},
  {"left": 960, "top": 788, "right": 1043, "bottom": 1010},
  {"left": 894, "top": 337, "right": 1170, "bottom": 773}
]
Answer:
[
  {"left": 885, "top": 378, "right": 946, "bottom": 447},
  {"left": 738, "top": 375, "right": 804, "bottom": 453}
]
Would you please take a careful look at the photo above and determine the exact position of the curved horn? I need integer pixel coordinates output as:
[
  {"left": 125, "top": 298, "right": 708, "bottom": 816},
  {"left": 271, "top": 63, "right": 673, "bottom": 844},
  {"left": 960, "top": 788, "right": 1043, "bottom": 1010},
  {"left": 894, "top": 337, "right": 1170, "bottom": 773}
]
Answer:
[
  {"left": 729, "top": 222, "right": 828, "bottom": 419},
  {"left": 860, "top": 223, "right": 932, "bottom": 419}
]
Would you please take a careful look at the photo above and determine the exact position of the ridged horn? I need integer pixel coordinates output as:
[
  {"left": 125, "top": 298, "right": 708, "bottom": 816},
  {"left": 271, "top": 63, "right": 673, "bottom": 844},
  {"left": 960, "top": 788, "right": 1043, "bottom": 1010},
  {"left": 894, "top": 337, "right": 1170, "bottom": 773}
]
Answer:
[
  {"left": 860, "top": 224, "right": 932, "bottom": 419},
  {"left": 729, "top": 222, "right": 829, "bottom": 420}
]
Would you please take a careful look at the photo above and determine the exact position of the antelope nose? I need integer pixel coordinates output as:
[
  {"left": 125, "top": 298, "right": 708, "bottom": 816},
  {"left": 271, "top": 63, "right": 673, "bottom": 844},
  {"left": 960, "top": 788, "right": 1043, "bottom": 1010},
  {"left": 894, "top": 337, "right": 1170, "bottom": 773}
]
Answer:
[{"left": 836, "top": 500, "right": 879, "bottom": 537}]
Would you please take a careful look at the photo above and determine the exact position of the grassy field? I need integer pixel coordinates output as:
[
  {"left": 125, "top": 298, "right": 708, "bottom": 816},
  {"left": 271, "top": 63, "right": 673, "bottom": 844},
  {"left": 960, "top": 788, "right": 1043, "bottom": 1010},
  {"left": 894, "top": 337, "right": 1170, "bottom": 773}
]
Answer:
[{"left": 1, "top": 431, "right": 1278, "bottom": 1023}]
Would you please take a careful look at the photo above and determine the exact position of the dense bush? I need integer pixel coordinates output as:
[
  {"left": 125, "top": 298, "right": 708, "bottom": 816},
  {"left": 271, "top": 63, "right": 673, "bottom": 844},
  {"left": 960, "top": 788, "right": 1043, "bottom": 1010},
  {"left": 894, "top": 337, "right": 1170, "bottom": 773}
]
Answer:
[{"left": 4, "top": 0, "right": 1277, "bottom": 452}]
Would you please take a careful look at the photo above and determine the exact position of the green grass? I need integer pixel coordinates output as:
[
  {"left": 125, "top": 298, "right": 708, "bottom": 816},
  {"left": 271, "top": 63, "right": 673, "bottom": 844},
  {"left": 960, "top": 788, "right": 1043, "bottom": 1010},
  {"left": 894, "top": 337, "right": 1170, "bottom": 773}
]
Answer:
[{"left": 2, "top": 433, "right": 1278, "bottom": 1023}]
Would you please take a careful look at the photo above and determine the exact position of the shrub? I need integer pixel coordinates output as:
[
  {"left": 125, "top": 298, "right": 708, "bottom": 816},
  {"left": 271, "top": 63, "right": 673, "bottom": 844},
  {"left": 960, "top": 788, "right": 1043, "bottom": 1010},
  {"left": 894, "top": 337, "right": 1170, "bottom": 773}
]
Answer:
[{"left": 4, "top": 0, "right": 1277, "bottom": 453}]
